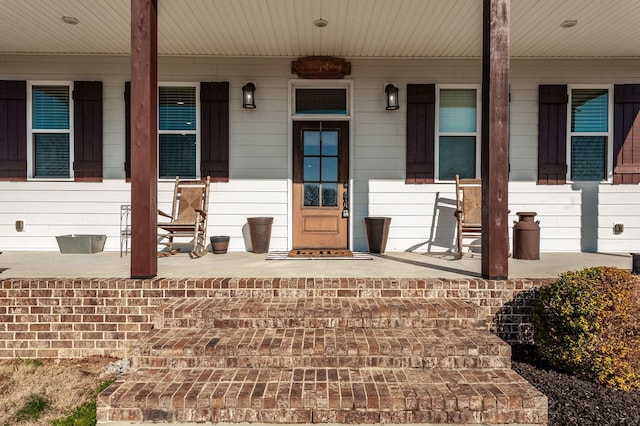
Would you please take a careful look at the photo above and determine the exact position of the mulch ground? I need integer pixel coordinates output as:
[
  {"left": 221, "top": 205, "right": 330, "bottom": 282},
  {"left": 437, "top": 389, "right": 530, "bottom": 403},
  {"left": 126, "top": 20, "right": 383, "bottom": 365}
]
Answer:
[{"left": 511, "top": 346, "right": 640, "bottom": 426}]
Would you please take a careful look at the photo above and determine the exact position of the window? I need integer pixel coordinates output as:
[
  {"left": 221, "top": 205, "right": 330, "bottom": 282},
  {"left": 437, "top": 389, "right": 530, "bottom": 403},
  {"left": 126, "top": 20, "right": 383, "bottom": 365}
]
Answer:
[
  {"left": 125, "top": 81, "right": 228, "bottom": 181},
  {"left": 158, "top": 85, "right": 198, "bottom": 179},
  {"left": 437, "top": 88, "right": 480, "bottom": 180},
  {"left": 302, "top": 128, "right": 339, "bottom": 207},
  {"left": 569, "top": 87, "right": 611, "bottom": 181},
  {"left": 294, "top": 88, "right": 348, "bottom": 115},
  {"left": 28, "top": 83, "right": 72, "bottom": 179},
  {"left": 10, "top": 80, "right": 101, "bottom": 182},
  {"left": 539, "top": 84, "right": 640, "bottom": 185}
]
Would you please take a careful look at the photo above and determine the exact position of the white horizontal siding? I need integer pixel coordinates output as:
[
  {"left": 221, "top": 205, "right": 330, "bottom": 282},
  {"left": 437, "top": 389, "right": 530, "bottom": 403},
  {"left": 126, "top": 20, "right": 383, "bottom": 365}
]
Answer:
[
  {"left": 2, "top": 55, "right": 640, "bottom": 253},
  {"left": 0, "top": 179, "right": 289, "bottom": 252},
  {"left": 368, "top": 180, "right": 640, "bottom": 254},
  {"left": 596, "top": 185, "right": 640, "bottom": 252},
  {"left": 0, "top": 180, "right": 129, "bottom": 250},
  {"left": 366, "top": 180, "right": 457, "bottom": 253}
]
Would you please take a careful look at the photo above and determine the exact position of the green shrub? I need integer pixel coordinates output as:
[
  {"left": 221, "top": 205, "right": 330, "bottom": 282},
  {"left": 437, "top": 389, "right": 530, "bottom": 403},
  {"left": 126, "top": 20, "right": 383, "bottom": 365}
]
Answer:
[{"left": 533, "top": 266, "right": 640, "bottom": 391}]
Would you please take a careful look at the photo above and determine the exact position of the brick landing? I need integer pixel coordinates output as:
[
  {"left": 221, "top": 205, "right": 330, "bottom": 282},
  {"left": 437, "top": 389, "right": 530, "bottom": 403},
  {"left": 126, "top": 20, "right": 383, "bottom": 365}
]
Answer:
[{"left": 97, "top": 296, "right": 547, "bottom": 425}]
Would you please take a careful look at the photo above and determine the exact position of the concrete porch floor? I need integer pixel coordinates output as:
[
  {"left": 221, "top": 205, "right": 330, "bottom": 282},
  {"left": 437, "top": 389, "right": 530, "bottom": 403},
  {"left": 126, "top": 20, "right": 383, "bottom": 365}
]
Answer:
[{"left": 0, "top": 250, "right": 632, "bottom": 279}]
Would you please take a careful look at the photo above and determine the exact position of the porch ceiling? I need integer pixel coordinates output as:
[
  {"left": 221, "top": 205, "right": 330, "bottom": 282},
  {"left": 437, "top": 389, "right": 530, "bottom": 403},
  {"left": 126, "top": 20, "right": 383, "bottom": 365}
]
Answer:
[{"left": 0, "top": 0, "right": 639, "bottom": 59}]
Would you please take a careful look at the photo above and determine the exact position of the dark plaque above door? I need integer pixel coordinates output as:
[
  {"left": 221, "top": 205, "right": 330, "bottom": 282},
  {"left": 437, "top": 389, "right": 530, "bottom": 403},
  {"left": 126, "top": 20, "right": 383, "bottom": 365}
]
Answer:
[{"left": 291, "top": 56, "right": 351, "bottom": 79}]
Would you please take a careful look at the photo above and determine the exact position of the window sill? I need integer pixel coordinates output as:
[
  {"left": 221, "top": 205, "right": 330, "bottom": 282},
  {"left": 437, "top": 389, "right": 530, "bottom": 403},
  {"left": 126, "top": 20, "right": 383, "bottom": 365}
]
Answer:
[{"left": 27, "top": 178, "right": 74, "bottom": 182}]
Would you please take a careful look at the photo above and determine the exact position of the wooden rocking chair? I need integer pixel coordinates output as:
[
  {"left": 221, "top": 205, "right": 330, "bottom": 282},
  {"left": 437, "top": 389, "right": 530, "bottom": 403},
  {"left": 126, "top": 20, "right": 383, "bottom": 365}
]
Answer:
[
  {"left": 454, "top": 175, "right": 482, "bottom": 258},
  {"left": 157, "top": 176, "right": 210, "bottom": 258}
]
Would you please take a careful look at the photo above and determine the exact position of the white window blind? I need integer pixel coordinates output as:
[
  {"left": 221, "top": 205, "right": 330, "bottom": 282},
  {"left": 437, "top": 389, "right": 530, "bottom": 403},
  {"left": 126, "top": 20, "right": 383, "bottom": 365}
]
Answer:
[
  {"left": 159, "top": 86, "right": 196, "bottom": 131},
  {"left": 158, "top": 86, "right": 197, "bottom": 178},
  {"left": 33, "top": 134, "right": 70, "bottom": 178},
  {"left": 570, "top": 88, "right": 609, "bottom": 181},
  {"left": 438, "top": 88, "right": 478, "bottom": 180},
  {"left": 439, "top": 136, "right": 476, "bottom": 181},
  {"left": 571, "top": 89, "right": 608, "bottom": 133},
  {"left": 439, "top": 89, "right": 476, "bottom": 133},
  {"left": 32, "top": 86, "right": 69, "bottom": 129},
  {"left": 31, "top": 84, "right": 71, "bottom": 178},
  {"left": 571, "top": 136, "right": 606, "bottom": 181},
  {"left": 159, "top": 134, "right": 196, "bottom": 178}
]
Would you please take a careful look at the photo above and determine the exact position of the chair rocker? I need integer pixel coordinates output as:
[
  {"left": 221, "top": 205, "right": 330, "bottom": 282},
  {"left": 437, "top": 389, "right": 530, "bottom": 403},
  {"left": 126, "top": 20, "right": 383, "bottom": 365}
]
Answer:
[
  {"left": 454, "top": 175, "right": 482, "bottom": 258},
  {"left": 157, "top": 176, "right": 210, "bottom": 258}
]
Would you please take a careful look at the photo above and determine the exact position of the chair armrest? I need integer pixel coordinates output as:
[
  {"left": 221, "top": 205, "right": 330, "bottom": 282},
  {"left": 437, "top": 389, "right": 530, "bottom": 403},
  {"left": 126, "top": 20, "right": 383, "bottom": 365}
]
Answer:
[
  {"left": 195, "top": 208, "right": 207, "bottom": 218},
  {"left": 158, "top": 209, "right": 172, "bottom": 219}
]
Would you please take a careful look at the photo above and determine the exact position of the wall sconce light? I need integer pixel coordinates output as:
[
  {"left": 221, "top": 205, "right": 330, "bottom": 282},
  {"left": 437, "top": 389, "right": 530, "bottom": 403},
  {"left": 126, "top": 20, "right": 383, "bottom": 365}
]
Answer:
[
  {"left": 385, "top": 84, "right": 399, "bottom": 110},
  {"left": 242, "top": 82, "right": 256, "bottom": 109}
]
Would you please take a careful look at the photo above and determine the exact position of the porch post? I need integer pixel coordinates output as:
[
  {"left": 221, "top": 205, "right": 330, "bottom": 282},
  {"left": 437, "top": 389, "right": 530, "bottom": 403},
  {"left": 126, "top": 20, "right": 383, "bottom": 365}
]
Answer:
[
  {"left": 481, "top": 0, "right": 510, "bottom": 279},
  {"left": 130, "top": 0, "right": 158, "bottom": 278}
]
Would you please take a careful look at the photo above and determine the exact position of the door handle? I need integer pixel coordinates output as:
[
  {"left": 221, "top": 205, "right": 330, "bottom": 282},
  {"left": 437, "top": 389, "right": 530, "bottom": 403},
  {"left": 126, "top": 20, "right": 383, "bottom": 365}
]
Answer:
[{"left": 342, "top": 186, "right": 349, "bottom": 218}]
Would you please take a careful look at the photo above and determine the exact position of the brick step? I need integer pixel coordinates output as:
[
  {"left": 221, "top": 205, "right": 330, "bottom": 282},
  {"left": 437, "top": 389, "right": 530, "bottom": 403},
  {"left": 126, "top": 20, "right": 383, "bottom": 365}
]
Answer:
[
  {"left": 97, "top": 367, "right": 547, "bottom": 424},
  {"left": 156, "top": 297, "right": 485, "bottom": 330},
  {"left": 132, "top": 327, "right": 511, "bottom": 370}
]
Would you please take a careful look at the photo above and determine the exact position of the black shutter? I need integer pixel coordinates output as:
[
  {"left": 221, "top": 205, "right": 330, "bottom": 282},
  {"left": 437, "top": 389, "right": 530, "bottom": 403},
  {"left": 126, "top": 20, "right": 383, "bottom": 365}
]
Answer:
[
  {"left": 406, "top": 84, "right": 435, "bottom": 184},
  {"left": 613, "top": 84, "right": 640, "bottom": 184},
  {"left": 73, "top": 81, "right": 103, "bottom": 181},
  {"left": 0, "top": 80, "right": 27, "bottom": 180},
  {"left": 200, "top": 81, "right": 229, "bottom": 182},
  {"left": 538, "top": 85, "right": 568, "bottom": 185},
  {"left": 124, "top": 81, "right": 131, "bottom": 180}
]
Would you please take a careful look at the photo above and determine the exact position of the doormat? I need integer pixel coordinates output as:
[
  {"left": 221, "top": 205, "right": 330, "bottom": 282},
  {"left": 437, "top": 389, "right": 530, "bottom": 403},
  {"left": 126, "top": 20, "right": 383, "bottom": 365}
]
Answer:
[
  {"left": 265, "top": 250, "right": 374, "bottom": 260},
  {"left": 289, "top": 249, "right": 353, "bottom": 257}
]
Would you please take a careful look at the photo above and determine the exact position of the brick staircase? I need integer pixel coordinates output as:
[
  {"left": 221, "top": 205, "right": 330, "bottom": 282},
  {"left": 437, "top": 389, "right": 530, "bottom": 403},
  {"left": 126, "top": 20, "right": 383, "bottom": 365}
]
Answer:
[{"left": 97, "top": 294, "right": 547, "bottom": 425}]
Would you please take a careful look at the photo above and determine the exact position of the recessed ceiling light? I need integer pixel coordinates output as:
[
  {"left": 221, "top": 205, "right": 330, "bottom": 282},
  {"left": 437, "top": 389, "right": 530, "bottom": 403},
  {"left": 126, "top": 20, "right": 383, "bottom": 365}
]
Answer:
[
  {"left": 313, "top": 18, "right": 328, "bottom": 28},
  {"left": 61, "top": 16, "right": 79, "bottom": 25},
  {"left": 560, "top": 19, "right": 578, "bottom": 29}
]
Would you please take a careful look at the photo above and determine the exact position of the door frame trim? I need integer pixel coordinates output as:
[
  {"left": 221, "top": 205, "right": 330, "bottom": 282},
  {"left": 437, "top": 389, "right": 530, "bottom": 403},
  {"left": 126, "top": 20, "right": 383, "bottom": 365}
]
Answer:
[{"left": 287, "top": 79, "right": 354, "bottom": 250}]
